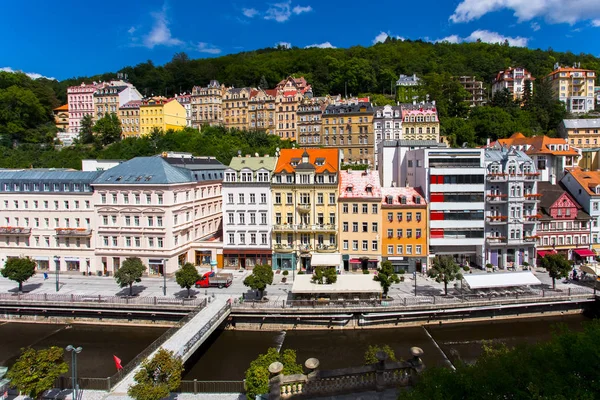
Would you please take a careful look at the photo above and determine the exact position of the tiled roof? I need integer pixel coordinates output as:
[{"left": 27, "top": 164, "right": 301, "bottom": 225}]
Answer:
[
  {"left": 381, "top": 187, "right": 426, "bottom": 206},
  {"left": 324, "top": 102, "right": 373, "bottom": 115},
  {"left": 54, "top": 104, "right": 69, "bottom": 111},
  {"left": 538, "top": 182, "right": 589, "bottom": 221},
  {"left": 566, "top": 168, "right": 600, "bottom": 197},
  {"left": 382, "top": 140, "right": 446, "bottom": 148},
  {"left": 339, "top": 170, "right": 381, "bottom": 199},
  {"left": 274, "top": 149, "right": 338, "bottom": 174},
  {"left": 562, "top": 119, "right": 600, "bottom": 129},
  {"left": 0, "top": 169, "right": 102, "bottom": 182},
  {"left": 228, "top": 156, "right": 277, "bottom": 171},
  {"left": 120, "top": 100, "right": 141, "bottom": 109},
  {"left": 93, "top": 157, "right": 194, "bottom": 185},
  {"left": 491, "top": 132, "right": 578, "bottom": 156}
]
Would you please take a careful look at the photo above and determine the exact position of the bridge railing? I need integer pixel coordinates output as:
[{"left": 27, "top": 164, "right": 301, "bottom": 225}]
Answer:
[
  {"left": 181, "top": 301, "right": 232, "bottom": 356},
  {"left": 0, "top": 292, "right": 205, "bottom": 308},
  {"left": 54, "top": 377, "right": 244, "bottom": 394}
]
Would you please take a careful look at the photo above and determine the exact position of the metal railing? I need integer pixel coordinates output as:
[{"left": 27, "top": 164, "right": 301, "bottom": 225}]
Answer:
[
  {"left": 176, "top": 380, "right": 245, "bottom": 393},
  {"left": 0, "top": 293, "right": 205, "bottom": 308},
  {"left": 181, "top": 302, "right": 232, "bottom": 356}
]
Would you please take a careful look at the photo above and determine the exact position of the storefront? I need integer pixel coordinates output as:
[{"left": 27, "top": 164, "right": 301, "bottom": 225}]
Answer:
[
  {"left": 311, "top": 253, "right": 342, "bottom": 273},
  {"left": 149, "top": 259, "right": 165, "bottom": 276},
  {"left": 573, "top": 248, "right": 595, "bottom": 264},
  {"left": 64, "top": 257, "right": 80, "bottom": 272},
  {"left": 223, "top": 250, "right": 272, "bottom": 270},
  {"left": 273, "top": 252, "right": 296, "bottom": 271},
  {"left": 33, "top": 256, "right": 49, "bottom": 271},
  {"left": 348, "top": 256, "right": 380, "bottom": 271},
  {"left": 195, "top": 250, "right": 212, "bottom": 266}
]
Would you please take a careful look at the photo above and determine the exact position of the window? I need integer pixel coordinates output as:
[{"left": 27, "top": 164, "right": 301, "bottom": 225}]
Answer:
[
  {"left": 416, "top": 245, "right": 422, "bottom": 255},
  {"left": 362, "top": 240, "right": 368, "bottom": 251},
  {"left": 397, "top": 245, "right": 403, "bottom": 254},
  {"left": 352, "top": 240, "right": 358, "bottom": 251},
  {"left": 260, "top": 193, "right": 267, "bottom": 204},
  {"left": 343, "top": 222, "right": 348, "bottom": 232},
  {"left": 372, "top": 204, "right": 378, "bottom": 214},
  {"left": 352, "top": 222, "right": 358, "bottom": 232},
  {"left": 317, "top": 193, "right": 324, "bottom": 204},
  {"left": 101, "top": 194, "right": 106, "bottom": 204},
  {"left": 387, "top": 245, "right": 394, "bottom": 255},
  {"left": 147, "top": 216, "right": 154, "bottom": 227},
  {"left": 134, "top": 216, "right": 140, "bottom": 226},
  {"left": 239, "top": 233, "right": 246, "bottom": 244},
  {"left": 372, "top": 240, "right": 378, "bottom": 251},
  {"left": 250, "top": 193, "right": 256, "bottom": 204},
  {"left": 406, "top": 245, "right": 412, "bottom": 255},
  {"left": 352, "top": 204, "right": 358, "bottom": 214},
  {"left": 362, "top": 222, "right": 368, "bottom": 232},
  {"left": 238, "top": 193, "right": 245, "bottom": 204},
  {"left": 286, "top": 193, "right": 293, "bottom": 204},
  {"left": 261, "top": 233, "right": 268, "bottom": 245},
  {"left": 158, "top": 238, "right": 163, "bottom": 248},
  {"left": 342, "top": 204, "right": 348, "bottom": 213},
  {"left": 362, "top": 204, "right": 368, "bottom": 214},
  {"left": 125, "top": 216, "right": 131, "bottom": 226},
  {"left": 228, "top": 233, "right": 235, "bottom": 244},
  {"left": 135, "top": 194, "right": 140, "bottom": 204},
  {"left": 343, "top": 240, "right": 349, "bottom": 250},
  {"left": 329, "top": 193, "right": 336, "bottom": 204},
  {"left": 135, "top": 237, "right": 141, "bottom": 247}
]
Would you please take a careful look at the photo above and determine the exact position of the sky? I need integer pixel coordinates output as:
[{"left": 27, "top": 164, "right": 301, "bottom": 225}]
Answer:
[{"left": 1, "top": 0, "right": 600, "bottom": 81}]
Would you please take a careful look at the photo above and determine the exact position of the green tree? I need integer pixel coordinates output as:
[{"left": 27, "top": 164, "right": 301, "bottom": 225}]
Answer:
[
  {"left": 491, "top": 88, "right": 518, "bottom": 110},
  {"left": 93, "top": 113, "right": 122, "bottom": 146},
  {"left": 1, "top": 257, "right": 36, "bottom": 292},
  {"left": 540, "top": 253, "right": 572, "bottom": 289},
  {"left": 373, "top": 260, "right": 400, "bottom": 298},
  {"left": 243, "top": 264, "right": 274, "bottom": 299},
  {"left": 175, "top": 262, "right": 200, "bottom": 298},
  {"left": 522, "top": 79, "right": 533, "bottom": 111},
  {"left": 427, "top": 256, "right": 463, "bottom": 296},
  {"left": 364, "top": 344, "right": 397, "bottom": 365},
  {"left": 78, "top": 114, "right": 95, "bottom": 144},
  {"left": 7, "top": 346, "right": 68, "bottom": 399},
  {"left": 128, "top": 348, "right": 183, "bottom": 400},
  {"left": 245, "top": 348, "right": 303, "bottom": 399},
  {"left": 0, "top": 85, "right": 49, "bottom": 143},
  {"left": 311, "top": 266, "right": 338, "bottom": 284},
  {"left": 114, "top": 257, "right": 147, "bottom": 296},
  {"left": 441, "top": 117, "right": 476, "bottom": 147},
  {"left": 259, "top": 75, "right": 269, "bottom": 89}
]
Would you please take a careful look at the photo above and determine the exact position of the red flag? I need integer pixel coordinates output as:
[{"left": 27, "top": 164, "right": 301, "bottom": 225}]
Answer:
[{"left": 113, "top": 355, "right": 123, "bottom": 371}]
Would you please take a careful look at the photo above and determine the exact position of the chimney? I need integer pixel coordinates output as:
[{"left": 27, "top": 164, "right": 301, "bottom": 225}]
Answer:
[{"left": 486, "top": 138, "right": 491, "bottom": 147}]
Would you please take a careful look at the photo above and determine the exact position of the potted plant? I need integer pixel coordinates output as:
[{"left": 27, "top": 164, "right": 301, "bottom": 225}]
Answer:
[
  {"left": 522, "top": 261, "right": 530, "bottom": 271},
  {"left": 462, "top": 266, "right": 470, "bottom": 272},
  {"left": 281, "top": 270, "right": 289, "bottom": 283},
  {"left": 486, "top": 263, "right": 494, "bottom": 272},
  {"left": 398, "top": 269, "right": 405, "bottom": 282}
]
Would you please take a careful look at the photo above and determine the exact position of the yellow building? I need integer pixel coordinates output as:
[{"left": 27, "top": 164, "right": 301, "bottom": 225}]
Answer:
[
  {"left": 381, "top": 187, "right": 428, "bottom": 273},
  {"left": 400, "top": 103, "right": 440, "bottom": 142},
  {"left": 338, "top": 169, "right": 382, "bottom": 271},
  {"left": 191, "top": 80, "right": 224, "bottom": 128},
  {"left": 53, "top": 104, "right": 69, "bottom": 131},
  {"left": 139, "top": 97, "right": 187, "bottom": 135},
  {"left": 119, "top": 100, "right": 140, "bottom": 137},
  {"left": 322, "top": 102, "right": 375, "bottom": 166},
  {"left": 248, "top": 88, "right": 277, "bottom": 135},
  {"left": 223, "top": 87, "right": 250, "bottom": 130},
  {"left": 271, "top": 149, "right": 340, "bottom": 272},
  {"left": 545, "top": 65, "right": 596, "bottom": 113}
]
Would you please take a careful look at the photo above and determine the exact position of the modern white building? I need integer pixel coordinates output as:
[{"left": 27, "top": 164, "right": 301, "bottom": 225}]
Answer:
[
  {"left": 373, "top": 105, "right": 402, "bottom": 168},
  {"left": 406, "top": 148, "right": 486, "bottom": 267},
  {"left": 484, "top": 148, "right": 538, "bottom": 268},
  {"left": 222, "top": 154, "right": 277, "bottom": 269}
]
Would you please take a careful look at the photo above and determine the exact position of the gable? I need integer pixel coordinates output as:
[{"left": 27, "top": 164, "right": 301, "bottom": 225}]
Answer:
[{"left": 551, "top": 192, "right": 578, "bottom": 210}]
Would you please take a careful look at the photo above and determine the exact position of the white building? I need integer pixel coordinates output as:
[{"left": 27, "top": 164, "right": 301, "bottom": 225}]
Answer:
[
  {"left": 561, "top": 168, "right": 599, "bottom": 249},
  {"left": 175, "top": 94, "right": 192, "bottom": 127},
  {"left": 492, "top": 67, "right": 534, "bottom": 101},
  {"left": 406, "top": 148, "right": 486, "bottom": 267},
  {"left": 373, "top": 105, "right": 402, "bottom": 168},
  {"left": 222, "top": 154, "right": 277, "bottom": 269},
  {"left": 484, "top": 148, "right": 538, "bottom": 268}
]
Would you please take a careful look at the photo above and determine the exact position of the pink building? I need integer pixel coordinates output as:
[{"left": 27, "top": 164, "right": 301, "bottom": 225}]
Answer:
[{"left": 67, "top": 82, "right": 102, "bottom": 142}]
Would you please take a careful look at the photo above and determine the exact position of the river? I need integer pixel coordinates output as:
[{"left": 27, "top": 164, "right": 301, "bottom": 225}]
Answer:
[{"left": 0, "top": 314, "right": 589, "bottom": 380}]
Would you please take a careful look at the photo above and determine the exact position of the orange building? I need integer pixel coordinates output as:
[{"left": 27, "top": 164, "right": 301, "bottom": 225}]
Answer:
[{"left": 381, "top": 187, "right": 428, "bottom": 273}]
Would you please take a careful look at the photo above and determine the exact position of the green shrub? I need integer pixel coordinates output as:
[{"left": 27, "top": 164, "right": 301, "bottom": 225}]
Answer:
[
  {"left": 282, "top": 270, "right": 289, "bottom": 276},
  {"left": 363, "top": 269, "right": 370, "bottom": 274},
  {"left": 462, "top": 266, "right": 470, "bottom": 272},
  {"left": 486, "top": 263, "right": 494, "bottom": 269},
  {"left": 398, "top": 269, "right": 405, "bottom": 274},
  {"left": 297, "top": 270, "right": 305, "bottom": 275}
]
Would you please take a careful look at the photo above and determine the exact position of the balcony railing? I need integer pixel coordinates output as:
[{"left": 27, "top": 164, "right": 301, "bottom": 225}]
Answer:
[
  {"left": 0, "top": 226, "right": 31, "bottom": 235},
  {"left": 297, "top": 204, "right": 311, "bottom": 213},
  {"left": 487, "top": 173, "right": 507, "bottom": 181},
  {"left": 487, "top": 194, "right": 508, "bottom": 202},
  {"left": 273, "top": 224, "right": 337, "bottom": 232},
  {"left": 315, "top": 244, "right": 337, "bottom": 252},
  {"left": 487, "top": 215, "right": 508, "bottom": 224},
  {"left": 55, "top": 228, "right": 93, "bottom": 237},
  {"left": 273, "top": 244, "right": 294, "bottom": 253},
  {"left": 298, "top": 244, "right": 312, "bottom": 252},
  {"left": 524, "top": 236, "right": 539, "bottom": 242},
  {"left": 486, "top": 236, "right": 506, "bottom": 243}
]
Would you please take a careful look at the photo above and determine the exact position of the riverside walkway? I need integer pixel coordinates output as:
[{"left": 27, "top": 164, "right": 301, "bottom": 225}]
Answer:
[{"left": 111, "top": 296, "right": 231, "bottom": 394}]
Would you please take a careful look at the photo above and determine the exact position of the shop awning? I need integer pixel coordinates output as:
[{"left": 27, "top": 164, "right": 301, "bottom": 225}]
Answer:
[
  {"left": 464, "top": 271, "right": 542, "bottom": 289},
  {"left": 368, "top": 259, "right": 379, "bottom": 262},
  {"left": 537, "top": 250, "right": 557, "bottom": 258},
  {"left": 580, "top": 264, "right": 600, "bottom": 276},
  {"left": 574, "top": 248, "right": 595, "bottom": 257},
  {"left": 349, "top": 258, "right": 361, "bottom": 263},
  {"left": 311, "top": 253, "right": 342, "bottom": 267},
  {"left": 291, "top": 275, "right": 382, "bottom": 294}
]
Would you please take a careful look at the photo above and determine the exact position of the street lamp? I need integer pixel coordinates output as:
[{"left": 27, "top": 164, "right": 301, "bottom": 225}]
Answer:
[
  {"left": 413, "top": 271, "right": 417, "bottom": 296},
  {"left": 163, "top": 259, "right": 167, "bottom": 296},
  {"left": 54, "top": 256, "right": 60, "bottom": 292},
  {"left": 65, "top": 345, "right": 82, "bottom": 400}
]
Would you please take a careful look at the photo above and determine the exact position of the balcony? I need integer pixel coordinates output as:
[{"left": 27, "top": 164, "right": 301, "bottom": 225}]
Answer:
[
  {"left": 273, "top": 224, "right": 337, "bottom": 232},
  {"left": 316, "top": 244, "right": 337, "bottom": 253},
  {"left": 524, "top": 214, "right": 542, "bottom": 222},
  {"left": 273, "top": 244, "right": 295, "bottom": 253},
  {"left": 297, "top": 204, "right": 311, "bottom": 213},
  {"left": 524, "top": 236, "right": 539, "bottom": 242},
  {"left": 0, "top": 226, "right": 31, "bottom": 235},
  {"left": 524, "top": 172, "right": 541, "bottom": 180},
  {"left": 487, "top": 194, "right": 508, "bottom": 203},
  {"left": 524, "top": 193, "right": 542, "bottom": 202},
  {"left": 486, "top": 236, "right": 506, "bottom": 244},
  {"left": 55, "top": 228, "right": 93, "bottom": 237},
  {"left": 487, "top": 173, "right": 508, "bottom": 182},
  {"left": 487, "top": 215, "right": 508, "bottom": 224},
  {"left": 298, "top": 244, "right": 312, "bottom": 253}
]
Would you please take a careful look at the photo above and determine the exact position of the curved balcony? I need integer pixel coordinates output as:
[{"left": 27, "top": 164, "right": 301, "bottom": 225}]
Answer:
[
  {"left": 297, "top": 204, "right": 311, "bottom": 213},
  {"left": 298, "top": 244, "right": 312, "bottom": 253},
  {"left": 273, "top": 244, "right": 295, "bottom": 253},
  {"left": 487, "top": 215, "right": 508, "bottom": 224},
  {"left": 315, "top": 244, "right": 337, "bottom": 253}
]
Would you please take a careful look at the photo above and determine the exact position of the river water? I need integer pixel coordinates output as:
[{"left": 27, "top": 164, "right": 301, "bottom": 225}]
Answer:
[{"left": 0, "top": 314, "right": 590, "bottom": 380}]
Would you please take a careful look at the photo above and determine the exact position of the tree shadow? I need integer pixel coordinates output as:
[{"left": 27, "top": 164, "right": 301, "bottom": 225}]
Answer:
[
  {"left": 7, "top": 282, "right": 43, "bottom": 293},
  {"left": 173, "top": 288, "right": 199, "bottom": 299},
  {"left": 415, "top": 285, "right": 444, "bottom": 296},
  {"left": 115, "top": 285, "right": 147, "bottom": 297}
]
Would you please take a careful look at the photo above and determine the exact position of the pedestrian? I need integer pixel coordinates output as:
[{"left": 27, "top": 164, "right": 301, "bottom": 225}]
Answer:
[{"left": 43, "top": 272, "right": 48, "bottom": 280}]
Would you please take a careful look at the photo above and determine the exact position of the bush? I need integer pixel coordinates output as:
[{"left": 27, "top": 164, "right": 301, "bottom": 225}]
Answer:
[
  {"left": 462, "top": 266, "right": 470, "bottom": 272},
  {"left": 486, "top": 263, "right": 494, "bottom": 269},
  {"left": 398, "top": 269, "right": 405, "bottom": 274},
  {"left": 364, "top": 344, "right": 398, "bottom": 365},
  {"left": 282, "top": 270, "right": 289, "bottom": 276},
  {"left": 363, "top": 269, "right": 370, "bottom": 274},
  {"left": 297, "top": 270, "right": 305, "bottom": 275}
]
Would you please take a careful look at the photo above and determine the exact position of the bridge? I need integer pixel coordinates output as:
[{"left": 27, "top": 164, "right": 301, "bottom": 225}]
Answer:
[{"left": 111, "top": 296, "right": 231, "bottom": 394}]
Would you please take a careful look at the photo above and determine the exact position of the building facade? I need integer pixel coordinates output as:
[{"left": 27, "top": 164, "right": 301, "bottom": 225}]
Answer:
[
  {"left": 484, "top": 148, "right": 538, "bottom": 268},
  {"left": 395, "top": 74, "right": 421, "bottom": 103},
  {"left": 322, "top": 102, "right": 375, "bottom": 166},
  {"left": 67, "top": 82, "right": 101, "bottom": 138},
  {"left": 338, "top": 170, "right": 382, "bottom": 271},
  {"left": 561, "top": 168, "right": 600, "bottom": 252},
  {"left": 545, "top": 64, "right": 596, "bottom": 113},
  {"left": 248, "top": 88, "right": 277, "bottom": 135},
  {"left": 297, "top": 98, "right": 324, "bottom": 147},
  {"left": 119, "top": 100, "right": 141, "bottom": 137},
  {"left": 373, "top": 105, "right": 402, "bottom": 168},
  {"left": 400, "top": 103, "right": 440, "bottom": 142},
  {"left": 222, "top": 154, "right": 277, "bottom": 270},
  {"left": 175, "top": 94, "right": 192, "bottom": 127},
  {"left": 191, "top": 80, "right": 224, "bottom": 128},
  {"left": 223, "top": 87, "right": 250, "bottom": 131},
  {"left": 558, "top": 119, "right": 600, "bottom": 170},
  {"left": 406, "top": 148, "right": 486, "bottom": 267},
  {"left": 458, "top": 76, "right": 486, "bottom": 107},
  {"left": 53, "top": 105, "right": 69, "bottom": 132},
  {"left": 381, "top": 187, "right": 428, "bottom": 273},
  {"left": 492, "top": 67, "right": 534, "bottom": 101},
  {"left": 271, "top": 149, "right": 340, "bottom": 272},
  {"left": 93, "top": 80, "right": 142, "bottom": 121},
  {"left": 140, "top": 97, "right": 187, "bottom": 135}
]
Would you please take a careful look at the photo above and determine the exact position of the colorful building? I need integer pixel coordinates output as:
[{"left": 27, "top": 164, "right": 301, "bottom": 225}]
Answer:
[
  {"left": 395, "top": 74, "right": 421, "bottom": 103},
  {"left": 191, "top": 80, "right": 224, "bottom": 128},
  {"left": 373, "top": 105, "right": 402, "bottom": 168},
  {"left": 492, "top": 67, "right": 534, "bottom": 101},
  {"left": 67, "top": 82, "right": 101, "bottom": 141},
  {"left": 248, "top": 88, "right": 277, "bottom": 135},
  {"left": 558, "top": 119, "right": 600, "bottom": 170},
  {"left": 545, "top": 64, "right": 596, "bottom": 113},
  {"left": 381, "top": 187, "right": 428, "bottom": 273},
  {"left": 223, "top": 87, "right": 250, "bottom": 131},
  {"left": 322, "top": 102, "right": 375, "bottom": 166},
  {"left": 271, "top": 149, "right": 340, "bottom": 272},
  {"left": 297, "top": 97, "right": 325, "bottom": 147},
  {"left": 274, "top": 76, "right": 312, "bottom": 141},
  {"left": 119, "top": 100, "right": 140, "bottom": 137},
  {"left": 54, "top": 105, "right": 70, "bottom": 144},
  {"left": 93, "top": 80, "right": 142, "bottom": 121},
  {"left": 139, "top": 97, "right": 187, "bottom": 135},
  {"left": 400, "top": 103, "right": 440, "bottom": 142},
  {"left": 338, "top": 169, "right": 382, "bottom": 271},
  {"left": 561, "top": 168, "right": 600, "bottom": 253},
  {"left": 175, "top": 94, "right": 192, "bottom": 127}
]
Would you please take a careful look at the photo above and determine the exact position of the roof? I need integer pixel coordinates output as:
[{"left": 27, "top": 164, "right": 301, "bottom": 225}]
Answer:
[
  {"left": 565, "top": 168, "right": 600, "bottom": 197},
  {"left": 228, "top": 155, "right": 277, "bottom": 171},
  {"left": 163, "top": 156, "right": 226, "bottom": 172},
  {"left": 382, "top": 140, "right": 447, "bottom": 148},
  {"left": 339, "top": 170, "right": 382, "bottom": 199},
  {"left": 291, "top": 274, "right": 382, "bottom": 294},
  {"left": 324, "top": 102, "right": 373, "bottom": 115},
  {"left": 484, "top": 148, "right": 532, "bottom": 163},
  {"left": 381, "top": 187, "right": 426, "bottom": 206},
  {"left": 538, "top": 181, "right": 589, "bottom": 221},
  {"left": 54, "top": 104, "right": 69, "bottom": 111},
  {"left": 491, "top": 132, "right": 578, "bottom": 157},
  {"left": 546, "top": 67, "right": 595, "bottom": 77},
  {"left": 274, "top": 149, "right": 338, "bottom": 174},
  {"left": 562, "top": 119, "right": 600, "bottom": 129},
  {"left": 120, "top": 100, "right": 141, "bottom": 109},
  {"left": 493, "top": 67, "right": 534, "bottom": 83},
  {"left": 93, "top": 157, "right": 195, "bottom": 185},
  {"left": 464, "top": 272, "right": 541, "bottom": 289},
  {"left": 0, "top": 169, "right": 102, "bottom": 182}
]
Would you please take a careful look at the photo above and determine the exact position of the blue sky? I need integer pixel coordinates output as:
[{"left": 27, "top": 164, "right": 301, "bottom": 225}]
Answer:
[{"left": 1, "top": 0, "right": 600, "bottom": 81}]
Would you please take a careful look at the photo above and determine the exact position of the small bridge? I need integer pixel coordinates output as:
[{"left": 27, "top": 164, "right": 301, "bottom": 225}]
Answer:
[{"left": 111, "top": 296, "right": 231, "bottom": 394}]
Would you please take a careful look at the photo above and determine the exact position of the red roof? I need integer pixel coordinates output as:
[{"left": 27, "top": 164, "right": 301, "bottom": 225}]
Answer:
[{"left": 275, "top": 149, "right": 338, "bottom": 174}]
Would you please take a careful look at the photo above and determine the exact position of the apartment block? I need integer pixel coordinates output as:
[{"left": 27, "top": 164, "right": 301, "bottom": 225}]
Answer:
[
  {"left": 175, "top": 94, "right": 192, "bottom": 127},
  {"left": 545, "top": 64, "right": 596, "bottom": 113},
  {"left": 139, "top": 97, "right": 187, "bottom": 135},
  {"left": 93, "top": 80, "right": 142, "bottom": 121},
  {"left": 492, "top": 67, "right": 534, "bottom": 101},
  {"left": 67, "top": 82, "right": 101, "bottom": 140},
  {"left": 248, "top": 88, "right": 277, "bottom": 135},
  {"left": 395, "top": 74, "right": 421, "bottom": 103},
  {"left": 223, "top": 87, "right": 250, "bottom": 131},
  {"left": 191, "top": 80, "right": 224, "bottom": 128},
  {"left": 400, "top": 103, "right": 440, "bottom": 142},
  {"left": 373, "top": 105, "right": 402, "bottom": 168},
  {"left": 458, "top": 76, "right": 486, "bottom": 107},
  {"left": 297, "top": 98, "right": 324, "bottom": 147},
  {"left": 119, "top": 100, "right": 140, "bottom": 137},
  {"left": 561, "top": 168, "right": 600, "bottom": 252},
  {"left": 558, "top": 119, "right": 600, "bottom": 169}
]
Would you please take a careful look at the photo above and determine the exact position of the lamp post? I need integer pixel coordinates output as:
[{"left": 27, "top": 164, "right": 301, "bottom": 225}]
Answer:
[
  {"left": 163, "top": 259, "right": 167, "bottom": 296},
  {"left": 54, "top": 256, "right": 60, "bottom": 292},
  {"left": 65, "top": 345, "right": 82, "bottom": 400},
  {"left": 413, "top": 271, "right": 417, "bottom": 296}
]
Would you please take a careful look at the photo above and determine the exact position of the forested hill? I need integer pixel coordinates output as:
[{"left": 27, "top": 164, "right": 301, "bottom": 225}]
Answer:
[{"left": 54, "top": 39, "right": 600, "bottom": 103}]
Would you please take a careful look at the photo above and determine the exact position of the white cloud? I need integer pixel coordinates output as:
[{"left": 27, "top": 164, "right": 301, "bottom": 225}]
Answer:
[
  {"left": 450, "top": 0, "right": 600, "bottom": 25},
  {"left": 0, "top": 67, "right": 56, "bottom": 80},
  {"left": 292, "top": 5, "right": 312, "bottom": 14},
  {"left": 276, "top": 41, "right": 292, "bottom": 49},
  {"left": 305, "top": 42, "right": 336, "bottom": 48},
  {"left": 142, "top": 6, "right": 183, "bottom": 48},
  {"left": 372, "top": 31, "right": 404, "bottom": 44},
  {"left": 265, "top": 1, "right": 292, "bottom": 22},
  {"left": 127, "top": 26, "right": 136, "bottom": 34},
  {"left": 592, "top": 19, "right": 600, "bottom": 27},
  {"left": 195, "top": 42, "right": 221, "bottom": 54},
  {"left": 242, "top": 8, "right": 258, "bottom": 18},
  {"left": 531, "top": 22, "right": 541, "bottom": 31},
  {"left": 435, "top": 30, "right": 528, "bottom": 47}
]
